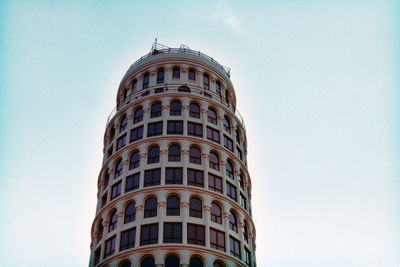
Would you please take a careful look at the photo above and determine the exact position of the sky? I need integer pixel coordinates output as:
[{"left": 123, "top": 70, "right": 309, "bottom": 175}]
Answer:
[{"left": 0, "top": 0, "right": 399, "bottom": 266}]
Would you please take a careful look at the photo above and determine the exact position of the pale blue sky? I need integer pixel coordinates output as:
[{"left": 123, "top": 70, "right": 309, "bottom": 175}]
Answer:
[{"left": 1, "top": 1, "right": 399, "bottom": 266}]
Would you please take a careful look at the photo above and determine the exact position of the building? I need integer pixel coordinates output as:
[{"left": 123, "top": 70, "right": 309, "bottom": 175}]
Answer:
[{"left": 89, "top": 42, "right": 256, "bottom": 267}]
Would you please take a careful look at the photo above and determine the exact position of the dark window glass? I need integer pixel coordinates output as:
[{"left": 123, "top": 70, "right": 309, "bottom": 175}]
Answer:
[
  {"left": 237, "top": 147, "right": 243, "bottom": 161},
  {"left": 124, "top": 202, "right": 136, "bottom": 223},
  {"left": 94, "top": 248, "right": 101, "bottom": 265},
  {"left": 224, "top": 136, "right": 233, "bottom": 152},
  {"left": 130, "top": 126, "right": 143, "bottom": 142},
  {"left": 209, "top": 152, "right": 220, "bottom": 171},
  {"left": 226, "top": 182, "right": 237, "bottom": 201},
  {"left": 189, "top": 147, "right": 201, "bottom": 164},
  {"left": 132, "top": 80, "right": 137, "bottom": 92},
  {"left": 230, "top": 236, "right": 241, "bottom": 259},
  {"left": 165, "top": 255, "right": 180, "bottom": 267},
  {"left": 235, "top": 129, "right": 241, "bottom": 144},
  {"left": 115, "top": 160, "right": 123, "bottom": 178},
  {"left": 125, "top": 173, "right": 140, "bottom": 192},
  {"left": 123, "top": 89, "right": 128, "bottom": 101},
  {"left": 151, "top": 103, "right": 162, "bottom": 118},
  {"left": 134, "top": 107, "right": 143, "bottom": 123},
  {"left": 210, "top": 228, "right": 225, "bottom": 252},
  {"left": 101, "top": 193, "right": 107, "bottom": 208},
  {"left": 144, "top": 168, "right": 161, "bottom": 187},
  {"left": 141, "top": 257, "right": 155, "bottom": 267},
  {"left": 104, "top": 235, "right": 116, "bottom": 258},
  {"left": 229, "top": 212, "right": 238, "bottom": 232},
  {"left": 97, "top": 220, "right": 104, "bottom": 241},
  {"left": 226, "top": 161, "right": 234, "bottom": 179},
  {"left": 207, "top": 127, "right": 220, "bottom": 143},
  {"left": 117, "top": 134, "right": 127, "bottom": 150},
  {"left": 104, "top": 172, "right": 110, "bottom": 188},
  {"left": 208, "top": 174, "right": 223, "bottom": 193},
  {"left": 147, "top": 121, "right": 163, "bottom": 137},
  {"left": 211, "top": 203, "right": 222, "bottom": 224},
  {"left": 187, "top": 224, "right": 205, "bottom": 246},
  {"left": 107, "top": 145, "right": 113, "bottom": 158},
  {"left": 213, "top": 262, "right": 224, "bottom": 267},
  {"left": 223, "top": 116, "right": 231, "bottom": 133},
  {"left": 167, "top": 121, "right": 183, "bottom": 135},
  {"left": 168, "top": 145, "right": 181, "bottom": 162},
  {"left": 189, "top": 103, "right": 200, "bottom": 118},
  {"left": 208, "top": 109, "right": 218, "bottom": 125},
  {"left": 167, "top": 196, "right": 180, "bottom": 216},
  {"left": 109, "top": 211, "right": 117, "bottom": 232},
  {"left": 120, "top": 227, "right": 136, "bottom": 251},
  {"left": 189, "top": 197, "right": 202, "bottom": 218},
  {"left": 188, "top": 122, "right": 202, "bottom": 137},
  {"left": 203, "top": 74, "right": 210, "bottom": 90},
  {"left": 143, "top": 73, "right": 149, "bottom": 89},
  {"left": 170, "top": 101, "right": 181, "bottom": 116},
  {"left": 178, "top": 85, "right": 190, "bottom": 92},
  {"left": 157, "top": 68, "right": 164, "bottom": 84},
  {"left": 240, "top": 193, "right": 247, "bottom": 210},
  {"left": 173, "top": 67, "right": 180, "bottom": 78},
  {"left": 155, "top": 87, "right": 164, "bottom": 94},
  {"left": 187, "top": 169, "right": 204, "bottom": 187},
  {"left": 225, "top": 90, "right": 230, "bottom": 106},
  {"left": 129, "top": 151, "right": 140, "bottom": 170},
  {"left": 188, "top": 69, "right": 196, "bottom": 80},
  {"left": 190, "top": 257, "right": 204, "bottom": 267},
  {"left": 120, "top": 116, "right": 128, "bottom": 132},
  {"left": 216, "top": 81, "right": 221, "bottom": 96},
  {"left": 144, "top": 197, "right": 157, "bottom": 218},
  {"left": 165, "top": 167, "right": 183, "bottom": 184},
  {"left": 163, "top": 222, "right": 182, "bottom": 243},
  {"left": 147, "top": 146, "right": 160, "bottom": 164},
  {"left": 245, "top": 248, "right": 251, "bottom": 266},
  {"left": 243, "top": 223, "right": 249, "bottom": 243},
  {"left": 140, "top": 223, "right": 158, "bottom": 245},
  {"left": 111, "top": 181, "right": 121, "bottom": 200},
  {"left": 120, "top": 261, "right": 131, "bottom": 267}
]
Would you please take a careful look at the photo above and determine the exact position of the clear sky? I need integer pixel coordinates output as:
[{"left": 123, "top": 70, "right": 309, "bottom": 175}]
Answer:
[{"left": 1, "top": 0, "right": 399, "bottom": 266}]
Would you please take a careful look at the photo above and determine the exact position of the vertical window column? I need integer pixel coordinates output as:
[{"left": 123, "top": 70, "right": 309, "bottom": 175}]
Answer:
[
  {"left": 139, "top": 153, "right": 147, "bottom": 188},
  {"left": 202, "top": 153, "right": 209, "bottom": 189},
  {"left": 160, "top": 149, "right": 168, "bottom": 185},
  {"left": 181, "top": 201, "right": 189, "bottom": 245},
  {"left": 134, "top": 201, "right": 144, "bottom": 246},
  {"left": 223, "top": 211, "right": 230, "bottom": 253},
  {"left": 182, "top": 149, "right": 189, "bottom": 185},
  {"left": 142, "top": 106, "right": 150, "bottom": 136},
  {"left": 114, "top": 213, "right": 123, "bottom": 252},
  {"left": 201, "top": 104, "right": 208, "bottom": 137},
  {"left": 196, "top": 69, "right": 202, "bottom": 87},
  {"left": 165, "top": 65, "right": 172, "bottom": 84},
  {"left": 204, "top": 204, "right": 211, "bottom": 247},
  {"left": 158, "top": 201, "right": 166, "bottom": 244},
  {"left": 238, "top": 220, "right": 246, "bottom": 261}
]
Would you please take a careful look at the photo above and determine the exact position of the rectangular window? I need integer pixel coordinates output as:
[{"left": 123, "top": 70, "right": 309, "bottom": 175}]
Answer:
[
  {"left": 163, "top": 222, "right": 182, "bottom": 243},
  {"left": 110, "top": 181, "right": 121, "bottom": 200},
  {"left": 155, "top": 87, "right": 164, "bottom": 94},
  {"left": 226, "top": 182, "right": 237, "bottom": 201},
  {"left": 143, "top": 73, "right": 149, "bottom": 89},
  {"left": 101, "top": 192, "right": 107, "bottom": 208},
  {"left": 107, "top": 146, "right": 113, "bottom": 158},
  {"left": 165, "top": 167, "right": 183, "bottom": 184},
  {"left": 130, "top": 126, "right": 143, "bottom": 142},
  {"left": 104, "top": 235, "right": 116, "bottom": 258},
  {"left": 116, "top": 134, "right": 127, "bottom": 150},
  {"left": 187, "top": 169, "right": 204, "bottom": 187},
  {"left": 188, "top": 122, "right": 203, "bottom": 137},
  {"left": 210, "top": 228, "right": 225, "bottom": 252},
  {"left": 125, "top": 173, "right": 140, "bottom": 192},
  {"left": 230, "top": 236, "right": 241, "bottom": 259},
  {"left": 157, "top": 69, "right": 164, "bottom": 84},
  {"left": 120, "top": 227, "right": 136, "bottom": 251},
  {"left": 147, "top": 122, "right": 163, "bottom": 137},
  {"left": 167, "top": 121, "right": 183, "bottom": 135},
  {"left": 237, "top": 147, "right": 243, "bottom": 161},
  {"left": 208, "top": 173, "right": 223, "bottom": 193},
  {"left": 240, "top": 193, "right": 247, "bottom": 210},
  {"left": 245, "top": 247, "right": 251, "bottom": 266},
  {"left": 207, "top": 127, "right": 220, "bottom": 143},
  {"left": 144, "top": 168, "right": 161, "bottom": 187},
  {"left": 187, "top": 224, "right": 205, "bottom": 246},
  {"left": 224, "top": 135, "right": 233, "bottom": 152},
  {"left": 94, "top": 247, "right": 101, "bottom": 265},
  {"left": 140, "top": 223, "right": 158, "bottom": 246},
  {"left": 173, "top": 68, "right": 180, "bottom": 78}
]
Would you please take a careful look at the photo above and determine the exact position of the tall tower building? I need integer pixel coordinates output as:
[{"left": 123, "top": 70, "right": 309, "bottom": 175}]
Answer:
[{"left": 90, "top": 43, "right": 256, "bottom": 267}]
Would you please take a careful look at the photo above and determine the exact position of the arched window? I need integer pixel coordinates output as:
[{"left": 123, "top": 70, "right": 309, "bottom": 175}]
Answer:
[
  {"left": 223, "top": 116, "right": 231, "bottom": 133},
  {"left": 157, "top": 68, "right": 164, "bottom": 84},
  {"left": 208, "top": 108, "right": 217, "bottom": 125},
  {"left": 144, "top": 197, "right": 157, "bottom": 218},
  {"left": 97, "top": 219, "right": 103, "bottom": 241},
  {"left": 143, "top": 73, "right": 150, "bottom": 89},
  {"left": 123, "top": 89, "right": 128, "bottom": 100},
  {"left": 165, "top": 255, "right": 180, "bottom": 267},
  {"left": 188, "top": 68, "right": 196, "bottom": 80},
  {"left": 203, "top": 74, "right": 210, "bottom": 90},
  {"left": 189, "top": 197, "right": 202, "bottom": 218},
  {"left": 189, "top": 146, "right": 201, "bottom": 164},
  {"left": 216, "top": 81, "right": 221, "bottom": 96},
  {"left": 235, "top": 129, "right": 241, "bottom": 144},
  {"left": 120, "top": 115, "right": 127, "bottom": 132},
  {"left": 141, "top": 257, "right": 155, "bottom": 267},
  {"left": 168, "top": 144, "right": 181, "bottom": 162},
  {"left": 170, "top": 101, "right": 181, "bottom": 116},
  {"left": 190, "top": 257, "right": 204, "bottom": 267},
  {"left": 167, "top": 196, "right": 180, "bottom": 216},
  {"left": 213, "top": 261, "right": 225, "bottom": 267},
  {"left": 229, "top": 212, "right": 238, "bottom": 232},
  {"left": 119, "top": 260, "right": 131, "bottom": 267},
  {"left": 115, "top": 159, "right": 123, "bottom": 178},
  {"left": 189, "top": 103, "right": 200, "bottom": 118},
  {"left": 209, "top": 152, "right": 220, "bottom": 171},
  {"left": 226, "top": 160, "right": 234, "bottom": 179},
  {"left": 172, "top": 67, "right": 180, "bottom": 78},
  {"left": 109, "top": 127, "right": 115, "bottom": 140},
  {"left": 104, "top": 171, "right": 110, "bottom": 188},
  {"left": 124, "top": 202, "right": 136, "bottom": 224},
  {"left": 239, "top": 173, "right": 244, "bottom": 189},
  {"left": 178, "top": 85, "right": 190, "bottom": 92},
  {"left": 108, "top": 210, "right": 117, "bottom": 232},
  {"left": 225, "top": 90, "right": 230, "bottom": 106},
  {"left": 211, "top": 202, "right": 222, "bottom": 224},
  {"left": 134, "top": 107, "right": 143, "bottom": 123},
  {"left": 243, "top": 222, "right": 249, "bottom": 243},
  {"left": 151, "top": 102, "right": 162, "bottom": 118},
  {"left": 147, "top": 146, "right": 160, "bottom": 164},
  {"left": 129, "top": 151, "right": 140, "bottom": 170},
  {"left": 131, "top": 79, "right": 137, "bottom": 92}
]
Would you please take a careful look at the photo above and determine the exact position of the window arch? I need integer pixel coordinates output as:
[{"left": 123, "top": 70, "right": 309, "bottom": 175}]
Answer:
[
  {"left": 189, "top": 197, "right": 202, "bottom": 218},
  {"left": 141, "top": 256, "right": 155, "bottom": 267},
  {"left": 203, "top": 73, "right": 210, "bottom": 90},
  {"left": 168, "top": 144, "right": 181, "bottom": 162},
  {"left": 216, "top": 81, "right": 221, "bottom": 96},
  {"left": 173, "top": 67, "right": 180, "bottom": 78},
  {"left": 209, "top": 152, "right": 220, "bottom": 171},
  {"left": 223, "top": 116, "right": 231, "bottom": 133},
  {"left": 189, "top": 146, "right": 201, "bottom": 164},
  {"left": 211, "top": 202, "right": 222, "bottom": 224},
  {"left": 170, "top": 101, "right": 181, "bottom": 116},
  {"left": 108, "top": 210, "right": 117, "bottom": 232},
  {"left": 129, "top": 151, "right": 140, "bottom": 170},
  {"left": 188, "top": 68, "right": 196, "bottom": 80},
  {"left": 226, "top": 160, "right": 234, "bottom": 179},
  {"left": 147, "top": 146, "right": 160, "bottom": 164},
  {"left": 119, "top": 260, "right": 131, "bottom": 267},
  {"left": 151, "top": 102, "right": 162, "bottom": 118},
  {"left": 143, "top": 73, "right": 150, "bottom": 89},
  {"left": 165, "top": 255, "right": 180, "bottom": 267},
  {"left": 115, "top": 159, "right": 123, "bottom": 178},
  {"left": 166, "top": 195, "right": 180, "bottom": 216},
  {"left": 178, "top": 85, "right": 190, "bottom": 92},
  {"left": 189, "top": 103, "right": 200, "bottom": 118},
  {"left": 131, "top": 79, "right": 137, "bottom": 92},
  {"left": 134, "top": 107, "right": 143, "bottom": 123},
  {"left": 208, "top": 108, "right": 217, "bottom": 125},
  {"left": 190, "top": 257, "right": 204, "bottom": 267},
  {"left": 213, "top": 261, "right": 225, "bottom": 267},
  {"left": 124, "top": 202, "right": 136, "bottom": 224},
  {"left": 157, "top": 68, "right": 164, "bottom": 84},
  {"left": 229, "top": 211, "right": 238, "bottom": 232},
  {"left": 144, "top": 197, "right": 157, "bottom": 218}
]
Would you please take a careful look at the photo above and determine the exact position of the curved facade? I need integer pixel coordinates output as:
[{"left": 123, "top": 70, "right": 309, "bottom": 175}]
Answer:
[{"left": 89, "top": 43, "right": 256, "bottom": 267}]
